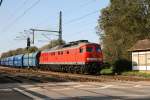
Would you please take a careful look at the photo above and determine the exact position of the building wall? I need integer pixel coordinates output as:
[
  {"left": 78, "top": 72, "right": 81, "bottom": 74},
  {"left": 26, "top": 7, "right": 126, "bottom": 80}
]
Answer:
[{"left": 132, "top": 51, "right": 150, "bottom": 71}]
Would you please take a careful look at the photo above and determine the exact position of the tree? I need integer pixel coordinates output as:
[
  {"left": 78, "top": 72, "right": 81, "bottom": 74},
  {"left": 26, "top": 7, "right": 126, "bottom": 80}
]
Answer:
[
  {"left": 40, "top": 39, "right": 65, "bottom": 50},
  {"left": 27, "top": 46, "right": 39, "bottom": 53},
  {"left": 0, "top": 46, "right": 39, "bottom": 58},
  {"left": 98, "top": 0, "right": 150, "bottom": 62}
]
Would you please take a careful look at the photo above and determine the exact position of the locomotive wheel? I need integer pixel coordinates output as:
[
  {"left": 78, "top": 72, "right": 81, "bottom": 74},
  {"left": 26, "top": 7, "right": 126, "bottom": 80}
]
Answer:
[
  {"left": 38, "top": 63, "right": 101, "bottom": 75},
  {"left": 88, "top": 63, "right": 100, "bottom": 74}
]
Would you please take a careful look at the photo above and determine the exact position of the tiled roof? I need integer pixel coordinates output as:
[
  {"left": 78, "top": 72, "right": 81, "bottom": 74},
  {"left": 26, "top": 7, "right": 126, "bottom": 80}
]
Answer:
[{"left": 129, "top": 39, "right": 150, "bottom": 51}]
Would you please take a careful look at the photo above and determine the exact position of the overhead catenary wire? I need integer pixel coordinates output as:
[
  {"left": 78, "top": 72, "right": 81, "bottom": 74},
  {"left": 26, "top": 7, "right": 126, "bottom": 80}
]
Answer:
[
  {"left": 64, "top": 0, "right": 97, "bottom": 15},
  {"left": 36, "top": 0, "right": 97, "bottom": 28},
  {"left": 1, "top": 0, "right": 41, "bottom": 33},
  {"left": 15, "top": 1, "right": 99, "bottom": 45},
  {"left": 64, "top": 10, "right": 99, "bottom": 25},
  {"left": 5, "top": 0, "right": 30, "bottom": 23},
  {"left": 79, "top": 0, "right": 97, "bottom": 7},
  {"left": 43, "top": 9, "right": 99, "bottom": 30},
  {"left": 67, "top": 27, "right": 96, "bottom": 37},
  {"left": 42, "top": 33, "right": 51, "bottom": 40},
  {"left": 37, "top": 10, "right": 100, "bottom": 44}
]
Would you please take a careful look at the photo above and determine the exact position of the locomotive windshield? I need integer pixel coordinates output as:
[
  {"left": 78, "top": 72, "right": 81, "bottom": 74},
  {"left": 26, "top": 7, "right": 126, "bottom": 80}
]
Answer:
[
  {"left": 96, "top": 47, "right": 101, "bottom": 52},
  {"left": 86, "top": 47, "right": 93, "bottom": 52}
]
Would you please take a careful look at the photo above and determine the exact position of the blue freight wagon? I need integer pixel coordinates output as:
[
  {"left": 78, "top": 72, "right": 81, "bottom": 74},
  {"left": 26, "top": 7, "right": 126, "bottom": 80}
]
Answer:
[
  {"left": 0, "top": 59, "right": 2, "bottom": 66},
  {"left": 2, "top": 58, "right": 6, "bottom": 66},
  {"left": 0, "top": 59, "right": 4, "bottom": 66},
  {"left": 5, "top": 58, "right": 9, "bottom": 66},
  {"left": 1, "top": 58, "right": 8, "bottom": 66},
  {"left": 14, "top": 54, "right": 24, "bottom": 68},
  {"left": 1, "top": 59, "right": 4, "bottom": 66},
  {"left": 1, "top": 59, "right": 3, "bottom": 66},
  {"left": 23, "top": 51, "right": 40, "bottom": 68},
  {"left": 0, "top": 59, "right": 1, "bottom": 65},
  {"left": 8, "top": 56, "right": 14, "bottom": 66}
]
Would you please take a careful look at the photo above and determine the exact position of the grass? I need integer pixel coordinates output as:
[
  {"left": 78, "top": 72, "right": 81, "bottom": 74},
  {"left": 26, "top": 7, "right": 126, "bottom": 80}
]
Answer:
[
  {"left": 100, "top": 66, "right": 150, "bottom": 78},
  {"left": 122, "top": 71, "right": 150, "bottom": 78}
]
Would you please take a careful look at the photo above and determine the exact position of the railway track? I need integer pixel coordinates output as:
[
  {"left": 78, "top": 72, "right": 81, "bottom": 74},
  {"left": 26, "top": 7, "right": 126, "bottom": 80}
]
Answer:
[
  {"left": 0, "top": 67, "right": 68, "bottom": 83},
  {"left": 0, "top": 66, "right": 150, "bottom": 83}
]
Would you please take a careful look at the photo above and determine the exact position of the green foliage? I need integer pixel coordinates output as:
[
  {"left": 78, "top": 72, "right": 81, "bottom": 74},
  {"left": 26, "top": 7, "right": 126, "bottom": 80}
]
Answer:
[
  {"left": 1, "top": 39, "right": 64, "bottom": 58},
  {"left": 40, "top": 39, "right": 65, "bottom": 50},
  {"left": 27, "top": 46, "right": 39, "bottom": 53},
  {"left": 100, "top": 62, "right": 111, "bottom": 69},
  {"left": 98, "top": 0, "right": 150, "bottom": 62},
  {"left": 1, "top": 46, "right": 38, "bottom": 58},
  {"left": 112, "top": 59, "right": 132, "bottom": 75},
  {"left": 99, "top": 62, "right": 113, "bottom": 75},
  {"left": 123, "top": 71, "right": 150, "bottom": 78},
  {"left": 100, "top": 67, "right": 113, "bottom": 75}
]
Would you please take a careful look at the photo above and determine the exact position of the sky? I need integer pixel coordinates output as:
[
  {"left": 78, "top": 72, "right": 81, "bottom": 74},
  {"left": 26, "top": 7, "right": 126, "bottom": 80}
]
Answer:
[{"left": 0, "top": 0, "right": 110, "bottom": 54}]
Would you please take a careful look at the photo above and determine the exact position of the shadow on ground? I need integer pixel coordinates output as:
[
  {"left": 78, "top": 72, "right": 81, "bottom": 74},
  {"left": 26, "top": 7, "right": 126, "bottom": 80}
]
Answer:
[
  {"left": 0, "top": 72, "right": 69, "bottom": 84},
  {"left": 57, "top": 96, "right": 150, "bottom": 100}
]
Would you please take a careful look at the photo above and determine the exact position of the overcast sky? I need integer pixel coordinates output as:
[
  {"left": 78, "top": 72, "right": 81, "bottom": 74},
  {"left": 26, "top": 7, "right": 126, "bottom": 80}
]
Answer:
[{"left": 0, "top": 0, "right": 109, "bottom": 54}]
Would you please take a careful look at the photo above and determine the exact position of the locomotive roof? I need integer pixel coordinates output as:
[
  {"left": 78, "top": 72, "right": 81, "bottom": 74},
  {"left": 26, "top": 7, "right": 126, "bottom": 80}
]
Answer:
[{"left": 42, "top": 40, "right": 99, "bottom": 53}]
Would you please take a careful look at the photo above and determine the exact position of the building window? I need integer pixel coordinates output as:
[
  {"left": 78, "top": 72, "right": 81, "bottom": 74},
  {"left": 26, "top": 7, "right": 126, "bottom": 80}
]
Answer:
[
  {"left": 139, "top": 54, "right": 146, "bottom": 66},
  {"left": 132, "top": 54, "right": 138, "bottom": 66},
  {"left": 147, "top": 53, "right": 150, "bottom": 66}
]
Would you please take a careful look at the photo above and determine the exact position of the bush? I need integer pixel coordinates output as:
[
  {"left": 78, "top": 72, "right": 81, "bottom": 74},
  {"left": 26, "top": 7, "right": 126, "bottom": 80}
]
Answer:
[
  {"left": 100, "top": 62, "right": 111, "bottom": 69},
  {"left": 99, "top": 62, "right": 113, "bottom": 75},
  {"left": 112, "top": 59, "right": 132, "bottom": 75},
  {"left": 100, "top": 67, "right": 113, "bottom": 75}
]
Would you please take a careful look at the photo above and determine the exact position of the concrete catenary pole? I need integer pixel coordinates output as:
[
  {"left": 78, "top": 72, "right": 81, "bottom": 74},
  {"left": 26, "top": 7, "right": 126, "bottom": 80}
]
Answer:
[
  {"left": 0, "top": 0, "right": 3, "bottom": 6},
  {"left": 59, "top": 11, "right": 62, "bottom": 45}
]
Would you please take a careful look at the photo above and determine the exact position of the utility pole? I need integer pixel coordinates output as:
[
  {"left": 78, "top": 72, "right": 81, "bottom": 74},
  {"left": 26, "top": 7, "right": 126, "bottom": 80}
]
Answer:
[
  {"left": 59, "top": 11, "right": 62, "bottom": 45},
  {"left": 32, "top": 30, "right": 34, "bottom": 44},
  {"left": 30, "top": 11, "right": 63, "bottom": 45},
  {"left": 0, "top": 0, "right": 3, "bottom": 6}
]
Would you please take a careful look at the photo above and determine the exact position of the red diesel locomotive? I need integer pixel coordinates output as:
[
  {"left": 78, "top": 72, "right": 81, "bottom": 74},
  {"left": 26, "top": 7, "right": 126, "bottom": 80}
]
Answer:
[{"left": 39, "top": 40, "right": 103, "bottom": 74}]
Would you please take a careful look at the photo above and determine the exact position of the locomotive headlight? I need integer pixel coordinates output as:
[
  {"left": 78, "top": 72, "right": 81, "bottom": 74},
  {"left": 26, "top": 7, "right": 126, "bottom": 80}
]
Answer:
[
  {"left": 98, "top": 58, "right": 103, "bottom": 61},
  {"left": 87, "top": 58, "right": 103, "bottom": 61},
  {"left": 87, "top": 58, "right": 97, "bottom": 61}
]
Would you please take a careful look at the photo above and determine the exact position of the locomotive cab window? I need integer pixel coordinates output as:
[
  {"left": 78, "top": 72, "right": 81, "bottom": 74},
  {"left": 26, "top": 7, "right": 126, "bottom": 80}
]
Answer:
[
  {"left": 79, "top": 48, "right": 83, "bottom": 53},
  {"left": 67, "top": 51, "right": 69, "bottom": 54},
  {"left": 96, "top": 47, "right": 101, "bottom": 52},
  {"left": 86, "top": 47, "right": 93, "bottom": 52}
]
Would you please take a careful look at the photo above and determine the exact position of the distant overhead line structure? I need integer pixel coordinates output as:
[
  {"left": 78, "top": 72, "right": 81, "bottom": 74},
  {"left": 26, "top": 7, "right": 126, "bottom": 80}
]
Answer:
[
  {"left": 30, "top": 28, "right": 59, "bottom": 44},
  {"left": 30, "top": 11, "right": 62, "bottom": 45}
]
